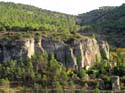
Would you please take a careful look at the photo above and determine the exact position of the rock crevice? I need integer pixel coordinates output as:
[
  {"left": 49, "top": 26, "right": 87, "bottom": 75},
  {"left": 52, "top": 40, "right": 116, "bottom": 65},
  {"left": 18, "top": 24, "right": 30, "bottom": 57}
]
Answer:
[{"left": 0, "top": 37, "right": 109, "bottom": 68}]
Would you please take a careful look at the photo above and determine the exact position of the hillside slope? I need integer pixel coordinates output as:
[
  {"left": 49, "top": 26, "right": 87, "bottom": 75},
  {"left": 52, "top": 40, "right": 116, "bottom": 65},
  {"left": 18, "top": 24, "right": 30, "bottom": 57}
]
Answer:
[
  {"left": 77, "top": 4, "right": 125, "bottom": 47},
  {"left": 0, "top": 2, "right": 125, "bottom": 47},
  {"left": 0, "top": 2, "right": 79, "bottom": 32}
]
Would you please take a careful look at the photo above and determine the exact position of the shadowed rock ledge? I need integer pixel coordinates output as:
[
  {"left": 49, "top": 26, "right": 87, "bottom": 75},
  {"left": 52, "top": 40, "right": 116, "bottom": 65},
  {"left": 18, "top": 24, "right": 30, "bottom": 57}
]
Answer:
[{"left": 0, "top": 37, "right": 109, "bottom": 69}]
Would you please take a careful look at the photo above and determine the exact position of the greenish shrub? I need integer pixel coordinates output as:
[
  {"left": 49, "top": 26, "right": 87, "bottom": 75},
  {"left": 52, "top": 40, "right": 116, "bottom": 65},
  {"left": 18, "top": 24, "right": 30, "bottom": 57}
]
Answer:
[
  {"left": 0, "top": 79, "right": 10, "bottom": 88},
  {"left": 94, "top": 88, "right": 100, "bottom": 93}
]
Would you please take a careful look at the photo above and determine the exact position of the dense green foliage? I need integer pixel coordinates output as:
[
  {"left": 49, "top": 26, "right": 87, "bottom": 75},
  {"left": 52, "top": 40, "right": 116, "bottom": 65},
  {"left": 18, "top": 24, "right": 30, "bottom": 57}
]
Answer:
[
  {"left": 0, "top": 2, "right": 79, "bottom": 32},
  {"left": 78, "top": 4, "right": 125, "bottom": 47},
  {"left": 0, "top": 1, "right": 125, "bottom": 92},
  {"left": 0, "top": 79, "right": 10, "bottom": 88},
  {"left": 0, "top": 52, "right": 69, "bottom": 87},
  {"left": 0, "top": 2, "right": 124, "bottom": 47},
  {"left": 0, "top": 49, "right": 124, "bottom": 91},
  {"left": 78, "top": 4, "right": 125, "bottom": 31},
  {"left": 78, "top": 6, "right": 115, "bottom": 25}
]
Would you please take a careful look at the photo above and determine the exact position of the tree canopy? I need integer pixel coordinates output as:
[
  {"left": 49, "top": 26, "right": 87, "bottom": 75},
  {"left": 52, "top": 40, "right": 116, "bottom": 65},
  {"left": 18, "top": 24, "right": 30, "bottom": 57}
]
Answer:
[{"left": 0, "top": 2, "right": 79, "bottom": 32}]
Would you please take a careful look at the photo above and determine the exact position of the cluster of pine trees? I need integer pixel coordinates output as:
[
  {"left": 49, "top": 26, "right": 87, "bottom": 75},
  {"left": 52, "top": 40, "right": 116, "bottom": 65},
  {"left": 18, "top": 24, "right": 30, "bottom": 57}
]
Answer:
[{"left": 0, "top": 2, "right": 80, "bottom": 32}]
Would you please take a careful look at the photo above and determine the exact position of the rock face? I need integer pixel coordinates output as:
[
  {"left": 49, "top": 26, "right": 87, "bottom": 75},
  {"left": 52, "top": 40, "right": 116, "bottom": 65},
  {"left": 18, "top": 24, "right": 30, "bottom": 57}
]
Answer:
[
  {"left": 0, "top": 37, "right": 109, "bottom": 69},
  {"left": 0, "top": 38, "right": 34, "bottom": 63},
  {"left": 112, "top": 76, "right": 121, "bottom": 92},
  {"left": 68, "top": 39, "right": 101, "bottom": 69},
  {"left": 42, "top": 38, "right": 106, "bottom": 69},
  {"left": 24, "top": 38, "right": 34, "bottom": 58},
  {"left": 99, "top": 41, "right": 109, "bottom": 60},
  {"left": 98, "top": 79, "right": 105, "bottom": 90},
  {"left": 35, "top": 38, "right": 44, "bottom": 53}
]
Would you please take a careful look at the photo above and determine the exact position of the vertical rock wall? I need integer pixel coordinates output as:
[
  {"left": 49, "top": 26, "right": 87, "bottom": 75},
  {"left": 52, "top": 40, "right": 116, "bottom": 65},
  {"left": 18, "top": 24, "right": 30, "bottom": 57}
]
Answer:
[
  {"left": 0, "top": 38, "right": 35, "bottom": 63},
  {"left": 42, "top": 38, "right": 108, "bottom": 69},
  {"left": 0, "top": 37, "right": 109, "bottom": 69}
]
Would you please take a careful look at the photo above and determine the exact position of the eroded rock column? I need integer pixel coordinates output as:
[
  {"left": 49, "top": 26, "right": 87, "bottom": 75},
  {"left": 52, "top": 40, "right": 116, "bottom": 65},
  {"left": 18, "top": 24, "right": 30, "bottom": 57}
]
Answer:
[{"left": 112, "top": 76, "right": 120, "bottom": 92}]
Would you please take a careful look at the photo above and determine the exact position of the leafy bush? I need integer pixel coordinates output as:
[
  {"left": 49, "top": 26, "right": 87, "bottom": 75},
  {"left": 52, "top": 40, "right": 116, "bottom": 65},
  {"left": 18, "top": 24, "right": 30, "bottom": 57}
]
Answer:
[{"left": 0, "top": 79, "right": 10, "bottom": 88}]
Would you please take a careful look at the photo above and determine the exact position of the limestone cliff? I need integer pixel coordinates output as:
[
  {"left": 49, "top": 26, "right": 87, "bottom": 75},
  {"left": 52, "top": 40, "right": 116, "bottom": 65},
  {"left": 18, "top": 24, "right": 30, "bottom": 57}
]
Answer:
[
  {"left": 0, "top": 38, "right": 34, "bottom": 63},
  {"left": 0, "top": 37, "right": 109, "bottom": 69},
  {"left": 99, "top": 41, "right": 109, "bottom": 60},
  {"left": 42, "top": 38, "right": 108, "bottom": 69}
]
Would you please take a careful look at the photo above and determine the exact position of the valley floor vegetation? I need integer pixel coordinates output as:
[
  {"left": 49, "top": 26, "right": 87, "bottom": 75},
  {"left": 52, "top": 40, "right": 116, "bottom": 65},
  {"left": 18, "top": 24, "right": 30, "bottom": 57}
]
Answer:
[{"left": 0, "top": 48, "right": 125, "bottom": 92}]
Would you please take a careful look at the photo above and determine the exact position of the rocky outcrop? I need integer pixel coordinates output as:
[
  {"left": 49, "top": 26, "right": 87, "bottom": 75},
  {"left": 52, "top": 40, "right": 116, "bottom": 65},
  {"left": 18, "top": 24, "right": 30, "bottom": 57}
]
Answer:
[
  {"left": 0, "top": 37, "right": 109, "bottom": 69},
  {"left": 35, "top": 38, "right": 44, "bottom": 53},
  {"left": 112, "top": 76, "right": 121, "bottom": 92},
  {"left": 24, "top": 38, "right": 34, "bottom": 58},
  {"left": 0, "top": 38, "right": 34, "bottom": 63},
  {"left": 99, "top": 41, "right": 109, "bottom": 60},
  {"left": 66, "top": 39, "right": 102, "bottom": 69},
  {"left": 98, "top": 79, "right": 105, "bottom": 90},
  {"left": 42, "top": 38, "right": 105, "bottom": 69}
]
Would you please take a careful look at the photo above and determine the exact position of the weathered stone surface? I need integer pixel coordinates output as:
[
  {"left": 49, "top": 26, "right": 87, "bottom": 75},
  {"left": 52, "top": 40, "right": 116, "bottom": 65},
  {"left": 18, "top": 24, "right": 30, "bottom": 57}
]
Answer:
[
  {"left": 0, "top": 37, "right": 109, "bottom": 69},
  {"left": 65, "top": 39, "right": 101, "bottom": 69},
  {"left": 98, "top": 79, "right": 105, "bottom": 90},
  {"left": 112, "top": 76, "right": 121, "bottom": 92},
  {"left": 41, "top": 38, "right": 103, "bottom": 69},
  {"left": 99, "top": 40, "right": 109, "bottom": 60},
  {"left": 0, "top": 38, "right": 34, "bottom": 63},
  {"left": 35, "top": 38, "right": 44, "bottom": 53},
  {"left": 24, "top": 38, "right": 34, "bottom": 58},
  {"left": 72, "top": 42, "right": 84, "bottom": 68},
  {"left": 42, "top": 38, "right": 67, "bottom": 63}
]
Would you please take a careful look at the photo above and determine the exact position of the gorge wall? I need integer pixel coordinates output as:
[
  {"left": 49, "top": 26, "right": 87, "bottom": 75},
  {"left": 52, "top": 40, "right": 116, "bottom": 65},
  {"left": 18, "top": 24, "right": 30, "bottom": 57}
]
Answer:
[{"left": 0, "top": 37, "right": 109, "bottom": 69}]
